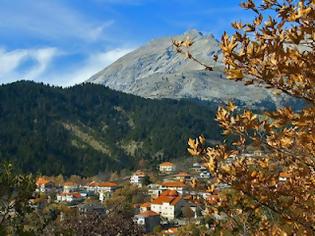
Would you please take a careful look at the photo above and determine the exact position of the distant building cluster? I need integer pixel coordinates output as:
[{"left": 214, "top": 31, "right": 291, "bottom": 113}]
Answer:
[{"left": 35, "top": 159, "right": 288, "bottom": 234}]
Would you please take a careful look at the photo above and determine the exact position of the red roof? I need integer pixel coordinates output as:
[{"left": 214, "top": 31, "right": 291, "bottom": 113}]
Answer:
[
  {"left": 64, "top": 181, "right": 77, "bottom": 187},
  {"left": 36, "top": 177, "right": 49, "bottom": 186},
  {"left": 161, "top": 181, "right": 186, "bottom": 188},
  {"left": 71, "top": 192, "right": 82, "bottom": 198},
  {"left": 175, "top": 172, "right": 191, "bottom": 177},
  {"left": 160, "top": 190, "right": 179, "bottom": 197},
  {"left": 152, "top": 190, "right": 182, "bottom": 206},
  {"left": 279, "top": 172, "right": 291, "bottom": 178},
  {"left": 160, "top": 162, "right": 175, "bottom": 167},
  {"left": 89, "top": 181, "right": 118, "bottom": 187},
  {"left": 136, "top": 210, "right": 159, "bottom": 218},
  {"left": 141, "top": 202, "right": 151, "bottom": 208},
  {"left": 134, "top": 170, "right": 146, "bottom": 177},
  {"left": 58, "top": 192, "right": 82, "bottom": 198}
]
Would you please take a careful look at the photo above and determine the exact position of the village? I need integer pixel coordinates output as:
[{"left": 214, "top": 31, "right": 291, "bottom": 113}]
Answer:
[
  {"left": 33, "top": 158, "right": 290, "bottom": 235},
  {"left": 33, "top": 160, "right": 214, "bottom": 234}
]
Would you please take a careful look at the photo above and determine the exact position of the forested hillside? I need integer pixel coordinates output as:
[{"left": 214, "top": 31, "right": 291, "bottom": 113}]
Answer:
[{"left": 0, "top": 81, "right": 221, "bottom": 176}]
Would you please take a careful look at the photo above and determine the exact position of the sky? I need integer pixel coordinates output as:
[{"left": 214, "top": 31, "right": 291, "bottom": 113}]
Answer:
[{"left": 0, "top": 0, "right": 252, "bottom": 86}]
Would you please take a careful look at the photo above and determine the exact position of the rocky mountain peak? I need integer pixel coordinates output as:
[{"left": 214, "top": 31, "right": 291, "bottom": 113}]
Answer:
[
  {"left": 184, "top": 28, "right": 203, "bottom": 38},
  {"left": 87, "top": 30, "right": 297, "bottom": 109}
]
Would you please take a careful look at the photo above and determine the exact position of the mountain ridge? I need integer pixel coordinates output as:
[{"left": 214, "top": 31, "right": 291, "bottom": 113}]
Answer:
[{"left": 88, "top": 29, "right": 297, "bottom": 109}]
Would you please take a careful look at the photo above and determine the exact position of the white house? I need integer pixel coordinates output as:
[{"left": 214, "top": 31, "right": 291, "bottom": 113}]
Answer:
[
  {"left": 199, "top": 171, "right": 211, "bottom": 179},
  {"left": 147, "top": 184, "right": 162, "bottom": 199},
  {"left": 134, "top": 211, "right": 160, "bottom": 233},
  {"left": 150, "top": 190, "right": 186, "bottom": 220},
  {"left": 130, "top": 170, "right": 146, "bottom": 187},
  {"left": 175, "top": 172, "right": 191, "bottom": 183},
  {"left": 86, "top": 181, "right": 119, "bottom": 193},
  {"left": 140, "top": 202, "right": 151, "bottom": 213},
  {"left": 56, "top": 192, "right": 83, "bottom": 203},
  {"left": 279, "top": 172, "right": 291, "bottom": 182},
  {"left": 160, "top": 181, "right": 186, "bottom": 195},
  {"left": 159, "top": 162, "right": 176, "bottom": 173},
  {"left": 36, "top": 177, "right": 53, "bottom": 193},
  {"left": 63, "top": 181, "right": 79, "bottom": 193},
  {"left": 99, "top": 191, "right": 114, "bottom": 202}
]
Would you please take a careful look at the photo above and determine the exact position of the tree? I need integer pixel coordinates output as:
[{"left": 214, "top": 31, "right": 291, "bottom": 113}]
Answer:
[
  {"left": 153, "top": 225, "right": 162, "bottom": 234},
  {"left": 46, "top": 206, "right": 143, "bottom": 236},
  {"left": 106, "top": 184, "right": 148, "bottom": 212},
  {"left": 54, "top": 174, "right": 64, "bottom": 186},
  {"left": 174, "top": 0, "right": 315, "bottom": 234},
  {"left": 143, "top": 175, "right": 152, "bottom": 186},
  {"left": 0, "top": 162, "right": 35, "bottom": 234},
  {"left": 182, "top": 205, "right": 194, "bottom": 222}
]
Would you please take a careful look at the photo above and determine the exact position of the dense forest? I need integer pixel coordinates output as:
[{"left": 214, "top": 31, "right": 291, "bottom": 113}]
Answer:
[{"left": 0, "top": 81, "right": 222, "bottom": 176}]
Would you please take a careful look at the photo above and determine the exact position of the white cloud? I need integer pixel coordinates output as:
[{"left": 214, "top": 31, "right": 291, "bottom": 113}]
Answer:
[
  {"left": 0, "top": 46, "right": 134, "bottom": 86},
  {"left": 54, "top": 48, "right": 135, "bottom": 87},
  {"left": 0, "top": 1, "right": 114, "bottom": 43},
  {"left": 0, "top": 47, "right": 60, "bottom": 84}
]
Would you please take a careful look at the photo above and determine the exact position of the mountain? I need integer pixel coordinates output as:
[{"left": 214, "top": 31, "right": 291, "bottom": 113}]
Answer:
[
  {"left": 88, "top": 29, "right": 297, "bottom": 108},
  {"left": 0, "top": 81, "right": 221, "bottom": 176}
]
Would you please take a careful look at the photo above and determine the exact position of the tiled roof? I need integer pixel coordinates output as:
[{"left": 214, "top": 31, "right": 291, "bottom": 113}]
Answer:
[
  {"left": 171, "top": 196, "right": 182, "bottom": 206},
  {"left": 161, "top": 181, "right": 186, "bottom": 188},
  {"left": 134, "top": 170, "right": 146, "bottom": 177},
  {"left": 136, "top": 210, "right": 159, "bottom": 218},
  {"left": 160, "top": 190, "right": 179, "bottom": 197},
  {"left": 175, "top": 172, "right": 191, "bottom": 177},
  {"left": 64, "top": 181, "right": 77, "bottom": 187},
  {"left": 88, "top": 181, "right": 118, "bottom": 187},
  {"left": 58, "top": 192, "right": 82, "bottom": 198},
  {"left": 160, "top": 162, "right": 175, "bottom": 167},
  {"left": 152, "top": 196, "right": 174, "bottom": 204},
  {"left": 151, "top": 193, "right": 182, "bottom": 206},
  {"left": 72, "top": 192, "right": 82, "bottom": 198},
  {"left": 279, "top": 172, "right": 291, "bottom": 178},
  {"left": 141, "top": 202, "right": 151, "bottom": 208},
  {"left": 36, "top": 177, "right": 49, "bottom": 186}
]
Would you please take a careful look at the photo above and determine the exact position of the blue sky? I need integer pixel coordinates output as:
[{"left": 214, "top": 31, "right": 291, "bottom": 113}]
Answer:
[{"left": 0, "top": 0, "right": 252, "bottom": 86}]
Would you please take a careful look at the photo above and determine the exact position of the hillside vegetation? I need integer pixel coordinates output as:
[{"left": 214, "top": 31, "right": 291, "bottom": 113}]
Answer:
[{"left": 0, "top": 81, "right": 221, "bottom": 176}]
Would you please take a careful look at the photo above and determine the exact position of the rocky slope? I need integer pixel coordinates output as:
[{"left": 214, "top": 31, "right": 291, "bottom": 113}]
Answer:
[{"left": 88, "top": 29, "right": 296, "bottom": 108}]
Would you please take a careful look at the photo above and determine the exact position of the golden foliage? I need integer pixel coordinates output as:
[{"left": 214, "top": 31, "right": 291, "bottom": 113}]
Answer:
[{"left": 178, "top": 0, "right": 315, "bottom": 234}]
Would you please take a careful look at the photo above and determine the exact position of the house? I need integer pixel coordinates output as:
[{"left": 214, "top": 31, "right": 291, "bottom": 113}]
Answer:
[
  {"left": 175, "top": 172, "right": 191, "bottom": 183},
  {"left": 99, "top": 191, "right": 114, "bottom": 202},
  {"left": 63, "top": 181, "right": 79, "bottom": 193},
  {"left": 86, "top": 181, "right": 119, "bottom": 193},
  {"left": 160, "top": 181, "right": 186, "bottom": 195},
  {"left": 77, "top": 202, "right": 106, "bottom": 216},
  {"left": 192, "top": 163, "right": 202, "bottom": 172},
  {"left": 159, "top": 162, "right": 176, "bottom": 173},
  {"left": 279, "top": 172, "right": 291, "bottom": 182},
  {"left": 56, "top": 192, "right": 83, "bottom": 203},
  {"left": 192, "top": 163, "right": 207, "bottom": 173},
  {"left": 185, "top": 200, "right": 203, "bottom": 219},
  {"left": 150, "top": 190, "right": 186, "bottom": 220},
  {"left": 140, "top": 202, "right": 151, "bottom": 212},
  {"left": 130, "top": 170, "right": 146, "bottom": 187},
  {"left": 199, "top": 171, "right": 211, "bottom": 179},
  {"left": 147, "top": 184, "right": 162, "bottom": 199},
  {"left": 134, "top": 211, "right": 160, "bottom": 233},
  {"left": 36, "top": 177, "right": 53, "bottom": 193}
]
